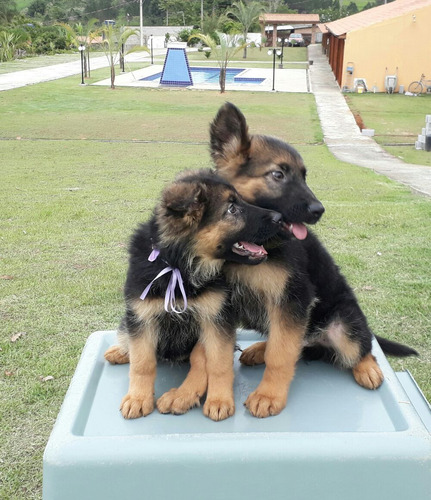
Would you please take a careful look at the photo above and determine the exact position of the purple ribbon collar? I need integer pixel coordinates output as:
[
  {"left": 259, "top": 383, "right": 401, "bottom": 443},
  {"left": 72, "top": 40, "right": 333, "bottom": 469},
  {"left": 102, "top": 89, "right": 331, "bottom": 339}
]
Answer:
[{"left": 139, "top": 248, "right": 188, "bottom": 313}]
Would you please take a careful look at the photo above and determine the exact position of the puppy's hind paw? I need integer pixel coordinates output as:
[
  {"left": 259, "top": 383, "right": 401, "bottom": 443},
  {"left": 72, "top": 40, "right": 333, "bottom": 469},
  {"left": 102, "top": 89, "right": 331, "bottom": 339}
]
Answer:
[
  {"left": 353, "top": 354, "right": 384, "bottom": 390},
  {"left": 239, "top": 341, "right": 266, "bottom": 366},
  {"left": 104, "top": 345, "right": 130, "bottom": 365}
]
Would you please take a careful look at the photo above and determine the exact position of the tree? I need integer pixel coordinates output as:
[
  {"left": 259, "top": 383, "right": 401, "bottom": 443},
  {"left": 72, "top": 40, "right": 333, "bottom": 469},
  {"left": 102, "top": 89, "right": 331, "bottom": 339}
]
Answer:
[
  {"left": 202, "top": 11, "right": 229, "bottom": 36},
  {"left": 59, "top": 19, "right": 98, "bottom": 77},
  {"left": 227, "top": 0, "right": 265, "bottom": 59},
  {"left": 27, "top": 0, "right": 47, "bottom": 18},
  {"left": 158, "top": 0, "right": 199, "bottom": 25},
  {"left": 100, "top": 24, "right": 146, "bottom": 89},
  {"left": 192, "top": 32, "right": 246, "bottom": 93},
  {"left": 0, "top": 0, "right": 17, "bottom": 23}
]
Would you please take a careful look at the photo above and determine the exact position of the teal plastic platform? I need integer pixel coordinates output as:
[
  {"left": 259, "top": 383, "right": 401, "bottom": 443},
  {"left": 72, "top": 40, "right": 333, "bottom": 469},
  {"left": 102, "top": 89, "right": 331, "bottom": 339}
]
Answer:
[{"left": 43, "top": 330, "right": 431, "bottom": 500}]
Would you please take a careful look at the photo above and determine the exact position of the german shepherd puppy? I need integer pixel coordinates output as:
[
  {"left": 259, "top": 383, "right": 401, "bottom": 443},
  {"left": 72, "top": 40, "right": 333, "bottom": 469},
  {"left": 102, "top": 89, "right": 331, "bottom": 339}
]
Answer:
[
  {"left": 104, "top": 170, "right": 282, "bottom": 421},
  {"left": 209, "top": 102, "right": 417, "bottom": 418}
]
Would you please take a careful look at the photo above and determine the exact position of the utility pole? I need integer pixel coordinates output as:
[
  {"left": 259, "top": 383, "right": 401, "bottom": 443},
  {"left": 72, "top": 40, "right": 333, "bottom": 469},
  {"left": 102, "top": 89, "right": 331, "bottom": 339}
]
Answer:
[{"left": 140, "top": 0, "right": 143, "bottom": 46}]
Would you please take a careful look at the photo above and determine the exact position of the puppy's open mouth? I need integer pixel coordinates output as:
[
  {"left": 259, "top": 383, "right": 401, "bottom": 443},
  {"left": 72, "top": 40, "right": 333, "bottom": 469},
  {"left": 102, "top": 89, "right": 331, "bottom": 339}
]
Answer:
[
  {"left": 232, "top": 241, "right": 268, "bottom": 260},
  {"left": 282, "top": 222, "right": 308, "bottom": 240}
]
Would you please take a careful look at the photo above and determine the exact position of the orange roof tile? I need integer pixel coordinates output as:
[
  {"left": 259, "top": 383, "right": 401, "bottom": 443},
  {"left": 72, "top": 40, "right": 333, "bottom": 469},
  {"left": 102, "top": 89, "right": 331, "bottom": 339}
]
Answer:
[
  {"left": 317, "top": 23, "right": 329, "bottom": 34},
  {"left": 260, "top": 13, "right": 320, "bottom": 25},
  {"left": 325, "top": 0, "right": 431, "bottom": 36}
]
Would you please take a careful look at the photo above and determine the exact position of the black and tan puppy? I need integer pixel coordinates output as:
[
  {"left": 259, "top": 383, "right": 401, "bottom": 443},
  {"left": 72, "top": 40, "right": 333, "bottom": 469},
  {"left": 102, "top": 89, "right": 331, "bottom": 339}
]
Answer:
[
  {"left": 209, "top": 102, "right": 417, "bottom": 418},
  {"left": 104, "top": 170, "right": 282, "bottom": 421}
]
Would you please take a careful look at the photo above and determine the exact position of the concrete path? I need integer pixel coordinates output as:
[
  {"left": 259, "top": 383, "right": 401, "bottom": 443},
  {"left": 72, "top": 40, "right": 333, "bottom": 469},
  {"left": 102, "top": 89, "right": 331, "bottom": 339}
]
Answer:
[
  {"left": 308, "top": 44, "right": 431, "bottom": 197},
  {"left": 0, "top": 55, "right": 106, "bottom": 91},
  {"left": 91, "top": 64, "right": 308, "bottom": 93},
  {"left": 0, "top": 51, "right": 154, "bottom": 91}
]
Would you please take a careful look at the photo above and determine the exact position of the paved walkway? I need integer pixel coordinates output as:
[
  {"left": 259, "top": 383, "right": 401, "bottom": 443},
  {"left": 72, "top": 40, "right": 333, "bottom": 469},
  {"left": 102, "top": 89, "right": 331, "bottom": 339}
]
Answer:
[
  {"left": 0, "top": 51, "right": 158, "bottom": 91},
  {"left": 1, "top": 46, "right": 430, "bottom": 197},
  {"left": 91, "top": 63, "right": 308, "bottom": 93},
  {"left": 308, "top": 44, "right": 431, "bottom": 197}
]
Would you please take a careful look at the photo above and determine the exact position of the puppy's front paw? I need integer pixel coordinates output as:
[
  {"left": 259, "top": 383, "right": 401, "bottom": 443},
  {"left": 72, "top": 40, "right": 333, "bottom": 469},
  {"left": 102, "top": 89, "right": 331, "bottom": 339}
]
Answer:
[
  {"left": 120, "top": 393, "right": 154, "bottom": 419},
  {"left": 203, "top": 397, "right": 235, "bottom": 421},
  {"left": 245, "top": 391, "right": 286, "bottom": 418},
  {"left": 157, "top": 388, "right": 201, "bottom": 415}
]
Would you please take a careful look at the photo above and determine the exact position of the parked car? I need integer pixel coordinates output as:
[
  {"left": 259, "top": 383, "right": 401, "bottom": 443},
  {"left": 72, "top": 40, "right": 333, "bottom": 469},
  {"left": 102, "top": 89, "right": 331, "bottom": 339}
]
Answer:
[{"left": 287, "top": 33, "right": 304, "bottom": 47}]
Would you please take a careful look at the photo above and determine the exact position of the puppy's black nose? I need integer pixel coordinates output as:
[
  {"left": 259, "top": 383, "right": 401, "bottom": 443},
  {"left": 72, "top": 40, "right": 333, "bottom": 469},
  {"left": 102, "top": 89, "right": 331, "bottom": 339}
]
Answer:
[
  {"left": 270, "top": 211, "right": 283, "bottom": 224},
  {"left": 308, "top": 202, "right": 325, "bottom": 219}
]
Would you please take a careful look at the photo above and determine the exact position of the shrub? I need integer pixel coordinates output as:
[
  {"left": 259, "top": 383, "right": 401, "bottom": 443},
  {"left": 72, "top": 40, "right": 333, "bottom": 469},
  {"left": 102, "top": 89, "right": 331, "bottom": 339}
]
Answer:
[
  {"left": 24, "top": 25, "right": 68, "bottom": 54},
  {"left": 178, "top": 27, "right": 202, "bottom": 47}
]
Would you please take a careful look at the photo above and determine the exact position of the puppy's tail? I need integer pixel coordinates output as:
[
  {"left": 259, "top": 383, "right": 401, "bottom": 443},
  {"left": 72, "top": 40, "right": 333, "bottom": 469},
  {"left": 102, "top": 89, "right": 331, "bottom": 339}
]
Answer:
[{"left": 375, "top": 335, "right": 418, "bottom": 357}]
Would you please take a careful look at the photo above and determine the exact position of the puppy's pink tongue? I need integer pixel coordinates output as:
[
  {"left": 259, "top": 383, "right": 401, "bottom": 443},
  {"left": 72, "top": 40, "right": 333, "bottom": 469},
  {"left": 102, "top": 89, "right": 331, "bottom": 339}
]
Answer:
[
  {"left": 240, "top": 242, "right": 267, "bottom": 255},
  {"left": 291, "top": 223, "right": 308, "bottom": 240}
]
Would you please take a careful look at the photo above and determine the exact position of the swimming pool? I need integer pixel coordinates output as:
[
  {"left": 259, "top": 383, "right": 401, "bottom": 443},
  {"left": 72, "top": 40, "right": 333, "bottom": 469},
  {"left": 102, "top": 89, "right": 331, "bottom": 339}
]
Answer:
[{"left": 141, "top": 67, "right": 265, "bottom": 85}]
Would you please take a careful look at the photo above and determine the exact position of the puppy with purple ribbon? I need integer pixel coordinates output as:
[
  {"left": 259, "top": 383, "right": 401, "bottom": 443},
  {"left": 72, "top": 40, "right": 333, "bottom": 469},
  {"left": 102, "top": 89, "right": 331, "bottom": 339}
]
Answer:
[{"left": 104, "top": 170, "right": 282, "bottom": 421}]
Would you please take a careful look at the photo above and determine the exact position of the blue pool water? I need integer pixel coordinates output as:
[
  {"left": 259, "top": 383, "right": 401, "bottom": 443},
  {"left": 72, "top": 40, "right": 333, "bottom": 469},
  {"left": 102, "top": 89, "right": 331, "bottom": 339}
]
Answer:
[{"left": 141, "top": 67, "right": 265, "bottom": 85}]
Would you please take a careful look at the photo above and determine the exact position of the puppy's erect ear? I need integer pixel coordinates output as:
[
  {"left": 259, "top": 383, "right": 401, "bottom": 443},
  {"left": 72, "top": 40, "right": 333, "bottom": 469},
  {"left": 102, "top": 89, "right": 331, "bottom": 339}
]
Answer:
[
  {"left": 162, "top": 181, "right": 208, "bottom": 227},
  {"left": 210, "top": 102, "right": 251, "bottom": 173}
]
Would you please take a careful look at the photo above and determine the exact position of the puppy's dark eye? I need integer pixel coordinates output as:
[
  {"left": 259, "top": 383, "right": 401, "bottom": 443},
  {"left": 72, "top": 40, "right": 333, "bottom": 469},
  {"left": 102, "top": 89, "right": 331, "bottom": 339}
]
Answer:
[
  {"left": 228, "top": 203, "right": 237, "bottom": 214},
  {"left": 272, "top": 171, "right": 285, "bottom": 181}
]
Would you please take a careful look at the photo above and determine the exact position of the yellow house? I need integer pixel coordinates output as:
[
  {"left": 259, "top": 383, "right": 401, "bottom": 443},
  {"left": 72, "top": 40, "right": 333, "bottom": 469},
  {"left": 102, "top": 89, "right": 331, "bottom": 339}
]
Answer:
[{"left": 323, "top": 0, "right": 431, "bottom": 92}]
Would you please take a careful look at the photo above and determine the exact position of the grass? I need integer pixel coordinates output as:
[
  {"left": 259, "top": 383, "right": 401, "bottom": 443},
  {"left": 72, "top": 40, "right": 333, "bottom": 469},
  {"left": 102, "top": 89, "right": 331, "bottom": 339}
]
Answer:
[
  {"left": 345, "top": 93, "right": 431, "bottom": 166},
  {"left": 1, "top": 71, "right": 430, "bottom": 499}
]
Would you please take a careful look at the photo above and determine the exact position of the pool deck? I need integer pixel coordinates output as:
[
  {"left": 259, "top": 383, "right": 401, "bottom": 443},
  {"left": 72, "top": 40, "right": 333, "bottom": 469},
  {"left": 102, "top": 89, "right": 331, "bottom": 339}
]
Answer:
[{"left": 91, "top": 64, "right": 310, "bottom": 93}]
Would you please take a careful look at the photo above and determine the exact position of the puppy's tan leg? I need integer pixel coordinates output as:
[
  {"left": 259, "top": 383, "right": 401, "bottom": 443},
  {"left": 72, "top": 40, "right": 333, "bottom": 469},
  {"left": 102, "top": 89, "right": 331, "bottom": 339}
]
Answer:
[
  {"left": 353, "top": 354, "right": 384, "bottom": 389},
  {"left": 120, "top": 332, "right": 157, "bottom": 419},
  {"left": 157, "top": 342, "right": 208, "bottom": 414},
  {"left": 325, "top": 321, "right": 383, "bottom": 389},
  {"left": 202, "top": 323, "right": 235, "bottom": 421},
  {"left": 239, "top": 341, "right": 266, "bottom": 366},
  {"left": 245, "top": 309, "right": 304, "bottom": 418}
]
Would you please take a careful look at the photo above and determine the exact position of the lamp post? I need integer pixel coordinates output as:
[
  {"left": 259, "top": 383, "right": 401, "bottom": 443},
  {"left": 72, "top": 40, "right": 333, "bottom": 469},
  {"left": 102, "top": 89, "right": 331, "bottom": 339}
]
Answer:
[
  {"left": 268, "top": 48, "right": 282, "bottom": 91},
  {"left": 277, "top": 37, "right": 288, "bottom": 69},
  {"left": 150, "top": 34, "right": 153, "bottom": 64},
  {"left": 120, "top": 43, "right": 125, "bottom": 73},
  {"left": 78, "top": 44, "right": 85, "bottom": 85}
]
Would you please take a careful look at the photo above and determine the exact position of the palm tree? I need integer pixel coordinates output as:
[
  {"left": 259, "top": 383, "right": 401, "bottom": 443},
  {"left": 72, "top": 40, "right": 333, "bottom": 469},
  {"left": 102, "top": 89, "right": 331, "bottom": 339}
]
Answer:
[
  {"left": 59, "top": 19, "right": 98, "bottom": 78},
  {"left": 100, "top": 24, "right": 146, "bottom": 89},
  {"left": 228, "top": 0, "right": 265, "bottom": 59},
  {"left": 202, "top": 12, "right": 229, "bottom": 36},
  {"left": 191, "top": 32, "right": 246, "bottom": 93}
]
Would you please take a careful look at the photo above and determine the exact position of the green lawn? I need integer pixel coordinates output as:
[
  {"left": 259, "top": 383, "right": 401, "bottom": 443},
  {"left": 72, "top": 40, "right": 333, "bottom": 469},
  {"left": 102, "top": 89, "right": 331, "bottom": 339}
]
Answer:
[
  {"left": 345, "top": 93, "right": 431, "bottom": 166},
  {"left": 0, "top": 73, "right": 430, "bottom": 499}
]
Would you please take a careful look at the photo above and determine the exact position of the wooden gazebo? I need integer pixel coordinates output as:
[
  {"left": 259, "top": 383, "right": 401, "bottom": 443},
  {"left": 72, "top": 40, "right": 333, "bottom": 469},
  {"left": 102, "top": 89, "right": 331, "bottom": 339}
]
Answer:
[{"left": 259, "top": 13, "right": 320, "bottom": 46}]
